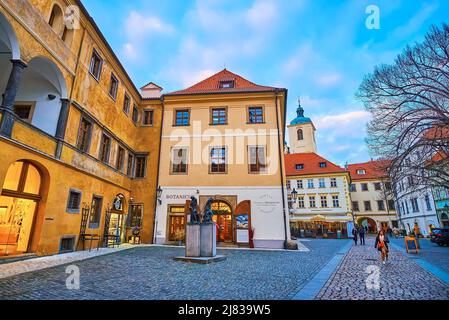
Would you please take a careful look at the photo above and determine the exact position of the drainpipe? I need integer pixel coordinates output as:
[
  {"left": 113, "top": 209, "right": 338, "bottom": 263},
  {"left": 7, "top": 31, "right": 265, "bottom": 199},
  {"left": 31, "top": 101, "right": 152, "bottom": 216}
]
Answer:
[
  {"left": 274, "top": 89, "right": 289, "bottom": 247},
  {"left": 151, "top": 96, "right": 164, "bottom": 244}
]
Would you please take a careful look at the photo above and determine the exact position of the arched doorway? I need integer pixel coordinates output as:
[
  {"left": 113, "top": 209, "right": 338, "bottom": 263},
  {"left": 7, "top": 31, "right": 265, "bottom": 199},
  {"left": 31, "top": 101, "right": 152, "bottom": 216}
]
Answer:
[
  {"left": 0, "top": 161, "right": 42, "bottom": 255},
  {"left": 211, "top": 200, "right": 233, "bottom": 243},
  {"left": 441, "top": 213, "right": 449, "bottom": 228},
  {"left": 106, "top": 194, "right": 126, "bottom": 245},
  {"left": 357, "top": 217, "right": 377, "bottom": 233}
]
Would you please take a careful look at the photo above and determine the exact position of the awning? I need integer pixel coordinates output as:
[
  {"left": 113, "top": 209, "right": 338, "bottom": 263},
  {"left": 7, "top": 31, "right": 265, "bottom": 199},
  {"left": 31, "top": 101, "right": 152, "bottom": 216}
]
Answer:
[{"left": 290, "top": 215, "right": 352, "bottom": 223}]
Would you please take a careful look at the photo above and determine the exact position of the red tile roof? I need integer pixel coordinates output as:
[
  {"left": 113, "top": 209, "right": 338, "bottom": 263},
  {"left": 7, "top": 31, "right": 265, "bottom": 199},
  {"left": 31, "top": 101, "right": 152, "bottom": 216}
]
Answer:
[
  {"left": 347, "top": 160, "right": 391, "bottom": 181},
  {"left": 285, "top": 153, "right": 346, "bottom": 176},
  {"left": 424, "top": 126, "right": 449, "bottom": 140},
  {"left": 166, "top": 69, "right": 283, "bottom": 96}
]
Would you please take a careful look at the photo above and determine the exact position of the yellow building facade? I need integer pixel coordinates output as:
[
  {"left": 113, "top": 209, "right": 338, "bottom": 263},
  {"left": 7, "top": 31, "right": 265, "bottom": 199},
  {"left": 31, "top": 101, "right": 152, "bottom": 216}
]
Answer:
[
  {"left": 0, "top": 0, "right": 162, "bottom": 256},
  {"left": 154, "top": 69, "right": 291, "bottom": 249}
]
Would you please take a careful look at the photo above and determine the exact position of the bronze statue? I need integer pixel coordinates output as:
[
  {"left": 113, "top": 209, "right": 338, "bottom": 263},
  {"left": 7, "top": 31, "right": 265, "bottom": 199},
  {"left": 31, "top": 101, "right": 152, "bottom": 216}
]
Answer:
[
  {"left": 189, "top": 196, "right": 200, "bottom": 224},
  {"left": 202, "top": 198, "right": 214, "bottom": 223}
]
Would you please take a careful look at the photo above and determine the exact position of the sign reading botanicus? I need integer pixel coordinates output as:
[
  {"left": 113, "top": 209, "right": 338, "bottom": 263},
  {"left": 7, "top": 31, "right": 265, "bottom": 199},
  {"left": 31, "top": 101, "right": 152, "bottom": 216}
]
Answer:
[{"left": 165, "top": 194, "right": 192, "bottom": 200}]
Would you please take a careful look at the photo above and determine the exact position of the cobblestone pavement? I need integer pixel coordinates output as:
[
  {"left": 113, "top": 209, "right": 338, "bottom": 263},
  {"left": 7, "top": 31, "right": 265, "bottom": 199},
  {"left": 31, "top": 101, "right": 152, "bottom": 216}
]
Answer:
[
  {"left": 0, "top": 240, "right": 349, "bottom": 300},
  {"left": 316, "top": 241, "right": 449, "bottom": 300},
  {"left": 390, "top": 237, "right": 449, "bottom": 274}
]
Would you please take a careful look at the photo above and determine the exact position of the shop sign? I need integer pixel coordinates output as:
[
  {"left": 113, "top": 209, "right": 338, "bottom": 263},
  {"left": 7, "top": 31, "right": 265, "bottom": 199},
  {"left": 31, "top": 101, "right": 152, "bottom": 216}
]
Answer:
[{"left": 236, "top": 214, "right": 249, "bottom": 244}]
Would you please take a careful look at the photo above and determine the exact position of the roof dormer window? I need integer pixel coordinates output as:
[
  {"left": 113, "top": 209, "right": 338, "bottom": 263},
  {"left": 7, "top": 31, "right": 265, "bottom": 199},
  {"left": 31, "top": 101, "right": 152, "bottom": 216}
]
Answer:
[
  {"left": 296, "top": 164, "right": 304, "bottom": 170},
  {"left": 319, "top": 162, "right": 327, "bottom": 168},
  {"left": 357, "top": 169, "right": 366, "bottom": 175},
  {"left": 219, "top": 80, "right": 235, "bottom": 89}
]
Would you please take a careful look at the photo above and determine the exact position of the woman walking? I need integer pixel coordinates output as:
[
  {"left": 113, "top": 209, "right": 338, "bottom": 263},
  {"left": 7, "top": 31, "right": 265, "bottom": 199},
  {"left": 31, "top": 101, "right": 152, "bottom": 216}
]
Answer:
[
  {"left": 374, "top": 230, "right": 390, "bottom": 264},
  {"left": 352, "top": 226, "right": 358, "bottom": 245}
]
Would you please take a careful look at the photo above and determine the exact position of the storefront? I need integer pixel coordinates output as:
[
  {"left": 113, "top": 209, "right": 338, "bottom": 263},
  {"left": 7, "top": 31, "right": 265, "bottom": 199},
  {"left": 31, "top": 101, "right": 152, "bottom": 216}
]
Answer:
[
  {"left": 290, "top": 215, "right": 351, "bottom": 239},
  {"left": 155, "top": 187, "right": 286, "bottom": 249}
]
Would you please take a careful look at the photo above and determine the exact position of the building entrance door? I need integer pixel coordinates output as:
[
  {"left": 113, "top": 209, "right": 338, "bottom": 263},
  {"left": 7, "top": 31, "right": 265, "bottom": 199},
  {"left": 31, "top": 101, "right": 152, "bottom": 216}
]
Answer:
[
  {"left": 108, "top": 213, "right": 124, "bottom": 245},
  {"left": 211, "top": 201, "right": 233, "bottom": 243}
]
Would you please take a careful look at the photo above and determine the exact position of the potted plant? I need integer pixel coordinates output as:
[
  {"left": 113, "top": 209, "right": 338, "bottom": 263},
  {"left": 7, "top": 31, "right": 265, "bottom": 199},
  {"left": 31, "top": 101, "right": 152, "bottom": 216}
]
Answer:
[{"left": 173, "top": 229, "right": 185, "bottom": 246}]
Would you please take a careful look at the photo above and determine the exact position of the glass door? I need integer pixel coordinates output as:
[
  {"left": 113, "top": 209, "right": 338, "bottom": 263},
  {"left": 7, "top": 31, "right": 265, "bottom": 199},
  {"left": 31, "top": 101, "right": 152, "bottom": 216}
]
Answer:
[{"left": 108, "top": 213, "right": 123, "bottom": 246}]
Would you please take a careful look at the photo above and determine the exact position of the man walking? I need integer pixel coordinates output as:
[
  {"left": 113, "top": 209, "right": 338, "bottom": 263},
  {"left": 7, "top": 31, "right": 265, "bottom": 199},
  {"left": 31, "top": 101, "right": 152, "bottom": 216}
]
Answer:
[{"left": 358, "top": 225, "right": 366, "bottom": 245}]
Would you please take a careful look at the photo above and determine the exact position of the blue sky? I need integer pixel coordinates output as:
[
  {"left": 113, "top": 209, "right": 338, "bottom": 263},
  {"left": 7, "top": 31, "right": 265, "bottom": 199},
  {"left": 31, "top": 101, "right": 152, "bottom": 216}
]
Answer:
[{"left": 82, "top": 0, "right": 448, "bottom": 166}]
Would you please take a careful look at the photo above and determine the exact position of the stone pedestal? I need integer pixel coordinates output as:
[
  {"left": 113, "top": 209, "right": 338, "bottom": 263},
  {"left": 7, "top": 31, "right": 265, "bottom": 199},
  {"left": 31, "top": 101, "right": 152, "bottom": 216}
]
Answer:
[
  {"left": 185, "top": 224, "right": 200, "bottom": 257},
  {"left": 200, "top": 223, "right": 216, "bottom": 257}
]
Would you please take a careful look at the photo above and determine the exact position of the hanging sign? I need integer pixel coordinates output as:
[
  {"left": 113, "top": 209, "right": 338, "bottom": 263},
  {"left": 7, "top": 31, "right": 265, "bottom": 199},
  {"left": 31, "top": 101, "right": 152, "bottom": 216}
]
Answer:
[{"left": 236, "top": 214, "right": 249, "bottom": 244}]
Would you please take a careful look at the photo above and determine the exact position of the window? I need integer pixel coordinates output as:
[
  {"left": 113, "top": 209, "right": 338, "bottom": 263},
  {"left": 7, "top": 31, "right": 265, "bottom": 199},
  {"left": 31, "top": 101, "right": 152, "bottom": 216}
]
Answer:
[
  {"left": 298, "top": 196, "right": 305, "bottom": 208},
  {"left": 364, "top": 201, "right": 372, "bottom": 211},
  {"left": 297, "top": 180, "right": 303, "bottom": 189},
  {"left": 332, "top": 195, "right": 340, "bottom": 208},
  {"left": 127, "top": 153, "right": 134, "bottom": 177},
  {"left": 135, "top": 156, "right": 147, "bottom": 178},
  {"left": 352, "top": 201, "right": 359, "bottom": 211},
  {"left": 320, "top": 196, "right": 328, "bottom": 208},
  {"left": 319, "top": 178, "right": 325, "bottom": 188},
  {"left": 361, "top": 183, "right": 368, "bottom": 191},
  {"left": 67, "top": 189, "right": 82, "bottom": 213},
  {"left": 248, "top": 106, "right": 264, "bottom": 124},
  {"left": 384, "top": 182, "right": 392, "bottom": 191},
  {"left": 309, "top": 196, "right": 316, "bottom": 208},
  {"left": 425, "top": 195, "right": 432, "bottom": 211},
  {"left": 307, "top": 179, "right": 314, "bottom": 189},
  {"left": 171, "top": 148, "right": 188, "bottom": 174},
  {"left": 357, "top": 169, "right": 366, "bottom": 175},
  {"left": 319, "top": 162, "right": 327, "bottom": 168},
  {"left": 132, "top": 105, "right": 139, "bottom": 124},
  {"left": 210, "top": 147, "right": 227, "bottom": 173},
  {"left": 109, "top": 73, "right": 119, "bottom": 100},
  {"left": 248, "top": 146, "right": 267, "bottom": 173},
  {"left": 297, "top": 129, "right": 303, "bottom": 140},
  {"left": 388, "top": 200, "right": 395, "bottom": 211},
  {"left": 405, "top": 201, "right": 410, "bottom": 214},
  {"left": 350, "top": 184, "right": 356, "bottom": 192},
  {"left": 286, "top": 180, "right": 291, "bottom": 190},
  {"left": 377, "top": 200, "right": 385, "bottom": 211},
  {"left": 48, "top": 4, "right": 63, "bottom": 34},
  {"left": 411, "top": 198, "right": 419, "bottom": 212},
  {"left": 142, "top": 110, "right": 154, "bottom": 126},
  {"left": 211, "top": 108, "right": 227, "bottom": 125},
  {"left": 99, "top": 134, "right": 111, "bottom": 163},
  {"left": 296, "top": 164, "right": 304, "bottom": 170},
  {"left": 219, "top": 80, "right": 235, "bottom": 88},
  {"left": 89, "top": 195, "right": 103, "bottom": 228},
  {"left": 76, "top": 117, "right": 92, "bottom": 152},
  {"left": 129, "top": 204, "right": 143, "bottom": 228},
  {"left": 374, "top": 182, "right": 382, "bottom": 191},
  {"left": 13, "top": 103, "right": 35, "bottom": 123},
  {"left": 330, "top": 178, "right": 337, "bottom": 187},
  {"left": 116, "top": 146, "right": 125, "bottom": 171},
  {"left": 123, "top": 94, "right": 130, "bottom": 114},
  {"left": 89, "top": 49, "right": 103, "bottom": 80},
  {"left": 59, "top": 236, "right": 75, "bottom": 253},
  {"left": 174, "top": 109, "right": 190, "bottom": 126}
]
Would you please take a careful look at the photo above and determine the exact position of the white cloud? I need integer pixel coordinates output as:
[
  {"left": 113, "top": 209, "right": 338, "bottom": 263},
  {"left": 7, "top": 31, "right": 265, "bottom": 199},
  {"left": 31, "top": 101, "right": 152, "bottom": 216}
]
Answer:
[
  {"left": 391, "top": 2, "right": 439, "bottom": 40},
  {"left": 122, "top": 11, "right": 175, "bottom": 60},
  {"left": 314, "top": 72, "right": 342, "bottom": 87},
  {"left": 247, "top": 0, "right": 279, "bottom": 28},
  {"left": 315, "top": 110, "right": 371, "bottom": 131}
]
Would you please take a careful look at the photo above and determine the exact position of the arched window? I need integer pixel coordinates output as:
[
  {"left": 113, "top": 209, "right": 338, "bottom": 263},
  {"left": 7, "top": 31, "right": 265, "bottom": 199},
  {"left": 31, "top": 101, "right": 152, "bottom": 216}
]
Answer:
[
  {"left": 48, "top": 4, "right": 64, "bottom": 35},
  {"left": 297, "top": 129, "right": 304, "bottom": 141}
]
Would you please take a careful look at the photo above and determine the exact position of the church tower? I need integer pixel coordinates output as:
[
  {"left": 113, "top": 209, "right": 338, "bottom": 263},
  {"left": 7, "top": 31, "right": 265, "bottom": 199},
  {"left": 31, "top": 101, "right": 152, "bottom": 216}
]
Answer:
[{"left": 288, "top": 100, "right": 317, "bottom": 154}]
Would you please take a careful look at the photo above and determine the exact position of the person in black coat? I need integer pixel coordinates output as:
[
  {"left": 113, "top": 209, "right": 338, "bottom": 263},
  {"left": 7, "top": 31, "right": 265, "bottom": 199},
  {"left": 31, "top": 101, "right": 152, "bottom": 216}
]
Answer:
[
  {"left": 358, "top": 225, "right": 366, "bottom": 245},
  {"left": 374, "top": 229, "right": 390, "bottom": 264}
]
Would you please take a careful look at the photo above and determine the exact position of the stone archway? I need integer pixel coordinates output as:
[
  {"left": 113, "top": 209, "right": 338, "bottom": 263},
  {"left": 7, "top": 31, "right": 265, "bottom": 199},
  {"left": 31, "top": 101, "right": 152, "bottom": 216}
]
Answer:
[{"left": 357, "top": 217, "right": 377, "bottom": 233}]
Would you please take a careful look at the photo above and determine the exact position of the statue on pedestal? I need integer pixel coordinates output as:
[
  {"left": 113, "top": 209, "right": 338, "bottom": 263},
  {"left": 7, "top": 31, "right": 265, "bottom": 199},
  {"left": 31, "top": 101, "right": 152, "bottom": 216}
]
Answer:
[
  {"left": 202, "top": 198, "right": 214, "bottom": 223},
  {"left": 189, "top": 196, "right": 200, "bottom": 224}
]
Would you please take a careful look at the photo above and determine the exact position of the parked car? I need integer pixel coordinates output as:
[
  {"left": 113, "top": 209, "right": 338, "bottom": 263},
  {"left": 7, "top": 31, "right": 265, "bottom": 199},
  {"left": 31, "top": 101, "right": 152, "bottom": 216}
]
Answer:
[{"left": 430, "top": 228, "right": 449, "bottom": 246}]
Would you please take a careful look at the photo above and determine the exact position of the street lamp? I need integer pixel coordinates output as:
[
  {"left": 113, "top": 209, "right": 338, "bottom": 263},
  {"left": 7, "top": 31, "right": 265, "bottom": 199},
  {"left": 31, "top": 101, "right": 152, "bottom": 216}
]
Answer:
[
  {"left": 156, "top": 186, "right": 163, "bottom": 205},
  {"left": 291, "top": 188, "right": 298, "bottom": 200}
]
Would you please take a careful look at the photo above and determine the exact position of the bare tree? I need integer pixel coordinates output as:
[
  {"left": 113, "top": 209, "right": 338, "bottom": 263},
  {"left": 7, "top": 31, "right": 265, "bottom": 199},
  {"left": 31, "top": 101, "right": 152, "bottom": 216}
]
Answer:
[{"left": 357, "top": 23, "right": 449, "bottom": 196}]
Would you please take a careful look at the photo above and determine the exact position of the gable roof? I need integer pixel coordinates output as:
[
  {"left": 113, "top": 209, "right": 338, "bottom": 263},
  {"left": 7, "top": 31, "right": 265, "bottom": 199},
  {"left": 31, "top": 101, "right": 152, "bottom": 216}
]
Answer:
[
  {"left": 140, "top": 82, "right": 163, "bottom": 90},
  {"left": 285, "top": 153, "right": 346, "bottom": 176},
  {"left": 347, "top": 160, "right": 391, "bottom": 181},
  {"left": 166, "top": 69, "right": 284, "bottom": 96}
]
